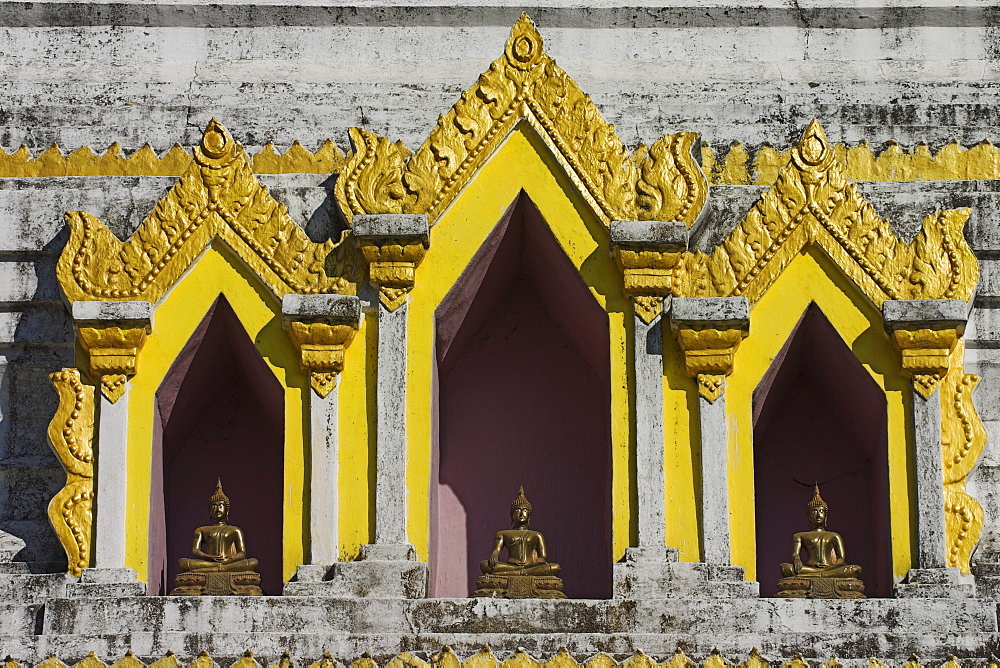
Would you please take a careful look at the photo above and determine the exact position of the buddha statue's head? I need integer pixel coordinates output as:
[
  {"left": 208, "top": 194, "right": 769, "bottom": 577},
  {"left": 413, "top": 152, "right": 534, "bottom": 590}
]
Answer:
[
  {"left": 806, "top": 484, "right": 828, "bottom": 528},
  {"left": 209, "top": 478, "right": 231, "bottom": 524},
  {"left": 510, "top": 486, "right": 532, "bottom": 527}
]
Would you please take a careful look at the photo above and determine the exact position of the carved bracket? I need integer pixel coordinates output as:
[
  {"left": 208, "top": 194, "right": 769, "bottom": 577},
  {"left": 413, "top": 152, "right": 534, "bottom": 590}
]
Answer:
[
  {"left": 353, "top": 214, "right": 429, "bottom": 311},
  {"left": 46, "top": 368, "right": 96, "bottom": 576},
  {"left": 670, "top": 297, "right": 750, "bottom": 402},
  {"left": 72, "top": 301, "right": 152, "bottom": 403},
  {"left": 883, "top": 299, "right": 968, "bottom": 399},
  {"left": 282, "top": 294, "right": 363, "bottom": 397},
  {"left": 611, "top": 220, "right": 688, "bottom": 323}
]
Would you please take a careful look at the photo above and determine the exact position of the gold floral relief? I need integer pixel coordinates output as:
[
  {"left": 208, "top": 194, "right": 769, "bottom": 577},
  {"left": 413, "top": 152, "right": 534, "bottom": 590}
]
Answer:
[
  {"left": 335, "top": 14, "right": 707, "bottom": 228},
  {"left": 46, "top": 368, "right": 95, "bottom": 576},
  {"left": 940, "top": 343, "right": 987, "bottom": 573},
  {"left": 675, "top": 120, "right": 978, "bottom": 308},
  {"left": 56, "top": 119, "right": 356, "bottom": 306}
]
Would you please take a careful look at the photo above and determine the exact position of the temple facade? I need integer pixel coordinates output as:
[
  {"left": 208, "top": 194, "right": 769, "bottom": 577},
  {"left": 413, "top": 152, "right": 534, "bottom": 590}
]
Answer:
[{"left": 1, "top": 2, "right": 1000, "bottom": 666}]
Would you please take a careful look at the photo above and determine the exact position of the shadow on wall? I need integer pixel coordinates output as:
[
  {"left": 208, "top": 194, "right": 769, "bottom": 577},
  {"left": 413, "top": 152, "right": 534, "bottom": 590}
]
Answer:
[{"left": 431, "top": 192, "right": 613, "bottom": 599}]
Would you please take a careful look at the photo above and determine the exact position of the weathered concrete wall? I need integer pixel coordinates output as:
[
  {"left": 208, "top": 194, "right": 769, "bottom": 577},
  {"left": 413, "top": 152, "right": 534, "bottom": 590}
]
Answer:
[{"left": 0, "top": 2, "right": 997, "bottom": 153}]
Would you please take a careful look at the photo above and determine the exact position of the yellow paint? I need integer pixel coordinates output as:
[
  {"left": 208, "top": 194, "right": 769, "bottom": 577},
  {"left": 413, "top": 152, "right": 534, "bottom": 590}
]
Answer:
[
  {"left": 119, "top": 243, "right": 310, "bottom": 583},
  {"left": 663, "top": 333, "right": 701, "bottom": 561},
  {"left": 725, "top": 246, "right": 913, "bottom": 581},
  {"left": 338, "top": 305, "right": 376, "bottom": 559},
  {"left": 402, "top": 123, "right": 638, "bottom": 562}
]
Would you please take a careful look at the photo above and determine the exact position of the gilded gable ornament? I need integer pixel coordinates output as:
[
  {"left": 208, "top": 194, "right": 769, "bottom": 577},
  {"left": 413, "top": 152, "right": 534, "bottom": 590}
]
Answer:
[
  {"left": 675, "top": 120, "right": 978, "bottom": 307},
  {"left": 335, "top": 14, "right": 707, "bottom": 229},
  {"left": 57, "top": 119, "right": 357, "bottom": 306},
  {"left": 46, "top": 368, "right": 95, "bottom": 576}
]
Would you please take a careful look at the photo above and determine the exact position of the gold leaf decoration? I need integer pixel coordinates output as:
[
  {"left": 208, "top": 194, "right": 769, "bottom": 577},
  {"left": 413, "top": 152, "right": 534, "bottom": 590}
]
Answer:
[
  {"left": 636, "top": 132, "right": 707, "bottom": 224},
  {"left": 110, "top": 652, "right": 146, "bottom": 668},
  {"left": 0, "top": 139, "right": 344, "bottom": 178},
  {"left": 335, "top": 14, "right": 705, "bottom": 228},
  {"left": 739, "top": 649, "right": 768, "bottom": 668},
  {"left": 45, "top": 368, "right": 95, "bottom": 577},
  {"left": 940, "top": 344, "right": 987, "bottom": 573},
  {"left": 676, "top": 120, "right": 978, "bottom": 307},
  {"left": 56, "top": 119, "right": 356, "bottom": 305},
  {"left": 73, "top": 653, "right": 106, "bottom": 668},
  {"left": 702, "top": 138, "right": 1000, "bottom": 186}
]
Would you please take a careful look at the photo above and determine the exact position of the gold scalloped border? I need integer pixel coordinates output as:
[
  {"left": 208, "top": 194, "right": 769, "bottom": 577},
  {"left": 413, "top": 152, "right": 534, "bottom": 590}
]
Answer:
[{"left": 0, "top": 648, "right": 974, "bottom": 668}]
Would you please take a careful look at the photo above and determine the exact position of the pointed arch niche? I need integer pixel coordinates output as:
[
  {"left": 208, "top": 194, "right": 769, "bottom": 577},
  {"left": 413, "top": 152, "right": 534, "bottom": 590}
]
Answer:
[
  {"left": 431, "top": 192, "right": 612, "bottom": 599},
  {"left": 148, "top": 296, "right": 285, "bottom": 595},
  {"left": 752, "top": 303, "right": 891, "bottom": 597}
]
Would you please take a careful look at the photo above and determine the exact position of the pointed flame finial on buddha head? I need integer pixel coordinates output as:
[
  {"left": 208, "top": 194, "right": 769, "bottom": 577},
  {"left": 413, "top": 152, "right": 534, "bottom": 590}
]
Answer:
[
  {"left": 511, "top": 485, "right": 532, "bottom": 513},
  {"left": 807, "top": 484, "right": 828, "bottom": 514},
  {"left": 210, "top": 477, "right": 231, "bottom": 511}
]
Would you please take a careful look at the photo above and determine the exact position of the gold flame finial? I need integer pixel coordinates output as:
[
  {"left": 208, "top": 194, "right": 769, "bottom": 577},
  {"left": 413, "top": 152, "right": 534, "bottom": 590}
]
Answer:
[{"left": 511, "top": 485, "right": 532, "bottom": 511}]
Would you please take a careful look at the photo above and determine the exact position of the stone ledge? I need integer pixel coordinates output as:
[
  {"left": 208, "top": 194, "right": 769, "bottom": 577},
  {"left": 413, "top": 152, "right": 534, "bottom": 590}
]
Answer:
[
  {"left": 70, "top": 301, "right": 152, "bottom": 324},
  {"left": 670, "top": 296, "right": 750, "bottom": 328},
  {"left": 609, "top": 220, "right": 688, "bottom": 248},
  {"left": 40, "top": 596, "right": 996, "bottom": 637},
  {"left": 881, "top": 299, "right": 970, "bottom": 329},
  {"left": 280, "top": 294, "right": 362, "bottom": 324},
  {"left": 352, "top": 214, "right": 428, "bottom": 240}
]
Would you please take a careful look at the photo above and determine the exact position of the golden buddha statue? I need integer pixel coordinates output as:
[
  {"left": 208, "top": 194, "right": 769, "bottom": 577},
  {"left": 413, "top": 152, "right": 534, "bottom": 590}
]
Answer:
[
  {"left": 472, "top": 486, "right": 566, "bottom": 598},
  {"left": 775, "top": 485, "right": 865, "bottom": 599},
  {"left": 170, "top": 479, "right": 263, "bottom": 596}
]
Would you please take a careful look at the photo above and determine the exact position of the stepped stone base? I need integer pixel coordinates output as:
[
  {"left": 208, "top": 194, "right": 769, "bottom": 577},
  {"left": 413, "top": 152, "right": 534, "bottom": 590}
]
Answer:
[
  {"left": 613, "top": 547, "right": 758, "bottom": 599},
  {"left": 283, "top": 544, "right": 427, "bottom": 598},
  {"left": 66, "top": 568, "right": 146, "bottom": 598},
  {"left": 894, "top": 567, "right": 976, "bottom": 598}
]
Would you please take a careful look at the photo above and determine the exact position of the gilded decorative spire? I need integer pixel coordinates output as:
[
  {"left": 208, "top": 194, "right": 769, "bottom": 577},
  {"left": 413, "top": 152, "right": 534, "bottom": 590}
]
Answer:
[
  {"left": 806, "top": 484, "right": 828, "bottom": 513},
  {"left": 510, "top": 486, "right": 532, "bottom": 512},
  {"left": 210, "top": 478, "right": 231, "bottom": 508}
]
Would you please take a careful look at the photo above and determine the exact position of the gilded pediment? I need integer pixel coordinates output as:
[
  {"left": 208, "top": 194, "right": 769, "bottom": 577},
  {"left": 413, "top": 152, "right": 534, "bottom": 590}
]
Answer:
[
  {"left": 675, "top": 120, "right": 978, "bottom": 307},
  {"left": 56, "top": 120, "right": 356, "bottom": 305},
  {"left": 335, "top": 14, "right": 708, "bottom": 228}
]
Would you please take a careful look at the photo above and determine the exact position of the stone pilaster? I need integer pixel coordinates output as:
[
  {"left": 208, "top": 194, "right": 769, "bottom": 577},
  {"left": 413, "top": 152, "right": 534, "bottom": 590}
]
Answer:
[
  {"left": 72, "top": 301, "right": 151, "bottom": 577},
  {"left": 610, "top": 221, "right": 756, "bottom": 598},
  {"left": 611, "top": 220, "right": 685, "bottom": 555},
  {"left": 671, "top": 296, "right": 749, "bottom": 569},
  {"left": 282, "top": 294, "right": 361, "bottom": 566},
  {"left": 883, "top": 299, "right": 975, "bottom": 598},
  {"left": 286, "top": 214, "right": 428, "bottom": 597}
]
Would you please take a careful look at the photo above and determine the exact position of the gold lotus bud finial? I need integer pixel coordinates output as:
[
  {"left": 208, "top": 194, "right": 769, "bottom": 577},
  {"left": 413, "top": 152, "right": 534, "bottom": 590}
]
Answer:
[
  {"left": 806, "top": 484, "right": 828, "bottom": 513},
  {"left": 210, "top": 477, "right": 231, "bottom": 509},
  {"left": 511, "top": 485, "right": 532, "bottom": 512},
  {"left": 796, "top": 119, "right": 830, "bottom": 167},
  {"left": 200, "top": 118, "right": 234, "bottom": 160},
  {"left": 505, "top": 13, "right": 544, "bottom": 71}
]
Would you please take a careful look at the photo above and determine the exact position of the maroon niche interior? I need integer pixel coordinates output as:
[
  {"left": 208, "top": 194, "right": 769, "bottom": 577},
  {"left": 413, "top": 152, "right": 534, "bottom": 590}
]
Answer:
[
  {"left": 431, "top": 191, "right": 612, "bottom": 599},
  {"left": 752, "top": 303, "right": 891, "bottom": 597},
  {"left": 148, "top": 296, "right": 285, "bottom": 595}
]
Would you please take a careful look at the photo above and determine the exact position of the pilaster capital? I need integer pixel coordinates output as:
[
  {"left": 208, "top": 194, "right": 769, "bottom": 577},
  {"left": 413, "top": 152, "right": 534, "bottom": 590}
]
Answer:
[
  {"left": 610, "top": 220, "right": 688, "bottom": 324},
  {"left": 282, "top": 294, "right": 362, "bottom": 398},
  {"left": 71, "top": 301, "right": 152, "bottom": 403},
  {"left": 353, "top": 214, "right": 430, "bottom": 311},
  {"left": 882, "top": 299, "right": 969, "bottom": 398},
  {"left": 669, "top": 296, "right": 750, "bottom": 402}
]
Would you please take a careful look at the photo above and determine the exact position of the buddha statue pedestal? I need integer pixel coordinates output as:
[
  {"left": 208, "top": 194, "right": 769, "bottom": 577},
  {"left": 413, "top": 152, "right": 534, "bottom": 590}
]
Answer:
[
  {"left": 774, "top": 486, "right": 866, "bottom": 600},
  {"left": 171, "top": 571, "right": 262, "bottom": 596},
  {"left": 472, "top": 573, "right": 566, "bottom": 599},
  {"left": 169, "top": 479, "right": 264, "bottom": 597},
  {"left": 775, "top": 575, "right": 865, "bottom": 599}
]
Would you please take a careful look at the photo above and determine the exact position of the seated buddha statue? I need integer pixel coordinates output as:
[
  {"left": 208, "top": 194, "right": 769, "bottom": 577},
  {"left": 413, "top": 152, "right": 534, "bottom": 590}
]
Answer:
[
  {"left": 170, "top": 479, "right": 262, "bottom": 595},
  {"left": 472, "top": 487, "right": 566, "bottom": 598},
  {"left": 776, "top": 485, "right": 865, "bottom": 599}
]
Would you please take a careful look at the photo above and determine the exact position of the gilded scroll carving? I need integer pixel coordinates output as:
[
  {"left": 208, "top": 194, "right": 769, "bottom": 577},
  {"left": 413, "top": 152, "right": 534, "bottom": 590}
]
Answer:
[
  {"left": 286, "top": 321, "right": 359, "bottom": 398},
  {"left": 940, "top": 345, "right": 987, "bottom": 573},
  {"left": 675, "top": 120, "right": 978, "bottom": 308},
  {"left": 57, "top": 119, "right": 356, "bottom": 306},
  {"left": 46, "top": 368, "right": 95, "bottom": 576},
  {"left": 335, "top": 14, "right": 707, "bottom": 228},
  {"left": 77, "top": 325, "right": 150, "bottom": 403}
]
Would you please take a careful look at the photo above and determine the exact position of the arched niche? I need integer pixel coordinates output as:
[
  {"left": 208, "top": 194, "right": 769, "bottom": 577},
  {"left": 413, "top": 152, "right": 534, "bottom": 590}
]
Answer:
[
  {"left": 752, "top": 302, "right": 891, "bottom": 597},
  {"left": 431, "top": 192, "right": 612, "bottom": 599},
  {"left": 148, "top": 295, "right": 285, "bottom": 595}
]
